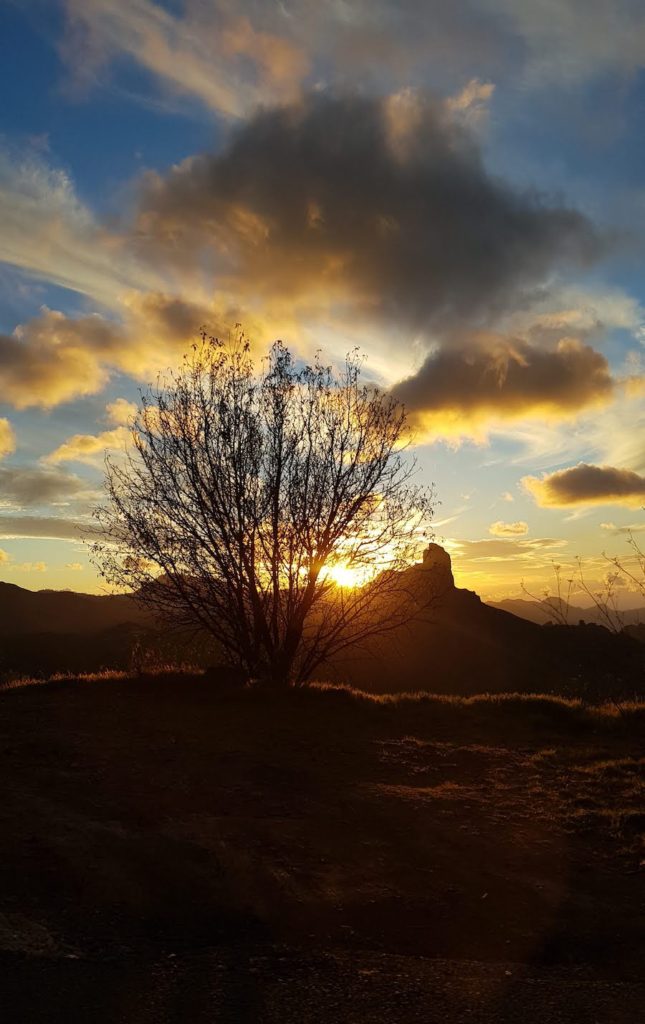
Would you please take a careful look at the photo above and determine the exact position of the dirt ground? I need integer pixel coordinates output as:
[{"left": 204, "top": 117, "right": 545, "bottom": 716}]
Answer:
[{"left": 0, "top": 675, "right": 643, "bottom": 1021}]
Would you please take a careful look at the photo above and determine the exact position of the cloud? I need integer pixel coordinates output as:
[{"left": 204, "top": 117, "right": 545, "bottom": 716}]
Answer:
[
  {"left": 105, "top": 398, "right": 137, "bottom": 426},
  {"left": 600, "top": 521, "right": 645, "bottom": 535},
  {"left": 0, "top": 310, "right": 117, "bottom": 408},
  {"left": 500, "top": 491, "right": 515, "bottom": 502},
  {"left": 133, "top": 92, "right": 600, "bottom": 335},
  {"left": 448, "top": 535, "right": 566, "bottom": 565},
  {"left": 63, "top": 0, "right": 308, "bottom": 117},
  {"left": 490, "top": 0, "right": 645, "bottom": 85},
  {"left": 0, "top": 548, "right": 8, "bottom": 565},
  {"left": 65, "top": 562, "right": 84, "bottom": 571},
  {"left": 392, "top": 335, "right": 615, "bottom": 439},
  {"left": 523, "top": 463, "right": 645, "bottom": 508},
  {"left": 0, "top": 149, "right": 156, "bottom": 307},
  {"left": 445, "top": 78, "right": 495, "bottom": 126},
  {"left": 0, "top": 95, "right": 608, "bottom": 415},
  {"left": 45, "top": 393, "right": 143, "bottom": 464},
  {"left": 59, "top": 0, "right": 645, "bottom": 115},
  {"left": 0, "top": 466, "right": 93, "bottom": 507},
  {"left": 489, "top": 520, "right": 528, "bottom": 536},
  {"left": 0, "top": 293, "right": 224, "bottom": 409},
  {"left": 14, "top": 562, "right": 47, "bottom": 573},
  {"left": 0, "top": 516, "right": 86, "bottom": 540},
  {"left": 0, "top": 419, "right": 15, "bottom": 459},
  {"left": 45, "top": 426, "right": 130, "bottom": 466}
]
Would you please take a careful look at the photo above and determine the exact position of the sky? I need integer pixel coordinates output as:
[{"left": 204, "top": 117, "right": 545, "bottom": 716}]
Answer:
[{"left": 1, "top": 0, "right": 645, "bottom": 601}]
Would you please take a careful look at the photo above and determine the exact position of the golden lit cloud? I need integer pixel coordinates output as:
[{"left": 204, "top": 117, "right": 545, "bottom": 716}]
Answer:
[
  {"left": 445, "top": 78, "right": 495, "bottom": 126},
  {"left": 489, "top": 520, "right": 529, "bottom": 536},
  {"left": 523, "top": 463, "right": 645, "bottom": 508},
  {"left": 105, "top": 398, "right": 137, "bottom": 426},
  {"left": 44, "top": 396, "right": 138, "bottom": 464},
  {"left": 445, "top": 536, "right": 568, "bottom": 585},
  {"left": 0, "top": 418, "right": 15, "bottom": 459},
  {"left": 0, "top": 294, "right": 245, "bottom": 410},
  {"left": 0, "top": 548, "right": 8, "bottom": 565},
  {"left": 59, "top": 0, "right": 645, "bottom": 110},
  {"left": 0, "top": 309, "right": 115, "bottom": 408},
  {"left": 0, "top": 95, "right": 608, "bottom": 419},
  {"left": 44, "top": 426, "right": 130, "bottom": 466},
  {"left": 393, "top": 335, "right": 616, "bottom": 441}
]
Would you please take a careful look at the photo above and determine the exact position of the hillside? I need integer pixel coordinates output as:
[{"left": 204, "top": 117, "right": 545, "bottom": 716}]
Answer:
[
  {"left": 0, "top": 581, "right": 146, "bottom": 636},
  {"left": 321, "top": 546, "right": 644, "bottom": 698},
  {"left": 1, "top": 547, "right": 643, "bottom": 698}
]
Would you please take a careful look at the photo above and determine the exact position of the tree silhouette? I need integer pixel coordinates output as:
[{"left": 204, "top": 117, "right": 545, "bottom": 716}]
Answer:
[{"left": 93, "top": 334, "right": 434, "bottom": 686}]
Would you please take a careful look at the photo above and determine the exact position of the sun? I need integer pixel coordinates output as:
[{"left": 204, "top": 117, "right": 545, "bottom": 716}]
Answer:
[{"left": 324, "top": 562, "right": 362, "bottom": 589}]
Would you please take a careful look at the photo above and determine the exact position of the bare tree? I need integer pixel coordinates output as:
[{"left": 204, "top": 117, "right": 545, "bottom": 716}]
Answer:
[
  {"left": 92, "top": 334, "right": 434, "bottom": 686},
  {"left": 605, "top": 530, "right": 645, "bottom": 607},
  {"left": 522, "top": 559, "right": 624, "bottom": 631},
  {"left": 522, "top": 561, "right": 575, "bottom": 626},
  {"left": 523, "top": 530, "right": 645, "bottom": 634}
]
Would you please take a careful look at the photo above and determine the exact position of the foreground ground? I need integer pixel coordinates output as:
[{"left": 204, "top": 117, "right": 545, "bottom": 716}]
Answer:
[{"left": 0, "top": 674, "right": 643, "bottom": 1022}]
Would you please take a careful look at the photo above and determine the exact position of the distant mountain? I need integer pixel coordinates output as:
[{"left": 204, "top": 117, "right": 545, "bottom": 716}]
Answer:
[
  {"left": 0, "top": 581, "right": 147, "bottom": 636},
  {"left": 489, "top": 597, "right": 645, "bottom": 629},
  {"left": 0, "top": 582, "right": 155, "bottom": 677}
]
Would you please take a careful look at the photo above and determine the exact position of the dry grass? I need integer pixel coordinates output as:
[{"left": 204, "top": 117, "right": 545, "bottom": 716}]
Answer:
[{"left": 3, "top": 672, "right": 643, "bottom": 739}]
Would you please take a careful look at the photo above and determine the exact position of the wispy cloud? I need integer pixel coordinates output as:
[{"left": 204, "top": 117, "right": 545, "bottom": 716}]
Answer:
[
  {"left": 62, "top": 0, "right": 308, "bottom": 117},
  {"left": 600, "top": 521, "right": 645, "bottom": 535},
  {"left": 0, "top": 516, "right": 86, "bottom": 541}
]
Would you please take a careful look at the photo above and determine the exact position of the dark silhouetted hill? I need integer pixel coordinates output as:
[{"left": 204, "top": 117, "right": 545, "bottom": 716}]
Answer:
[
  {"left": 0, "top": 581, "right": 147, "bottom": 636},
  {"left": 0, "top": 582, "right": 152, "bottom": 676},
  {"left": 321, "top": 545, "right": 644, "bottom": 698},
  {"left": 1, "top": 548, "right": 643, "bottom": 697}
]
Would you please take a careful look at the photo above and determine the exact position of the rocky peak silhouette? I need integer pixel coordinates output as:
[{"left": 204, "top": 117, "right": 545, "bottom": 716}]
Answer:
[{"left": 420, "top": 542, "right": 455, "bottom": 592}]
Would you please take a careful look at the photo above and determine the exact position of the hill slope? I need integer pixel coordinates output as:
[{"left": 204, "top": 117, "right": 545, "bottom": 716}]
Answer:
[
  {"left": 1, "top": 547, "right": 643, "bottom": 697},
  {"left": 0, "top": 581, "right": 147, "bottom": 636}
]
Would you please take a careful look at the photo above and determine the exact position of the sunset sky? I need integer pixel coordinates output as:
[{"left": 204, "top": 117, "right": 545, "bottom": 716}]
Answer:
[{"left": 2, "top": 0, "right": 645, "bottom": 600}]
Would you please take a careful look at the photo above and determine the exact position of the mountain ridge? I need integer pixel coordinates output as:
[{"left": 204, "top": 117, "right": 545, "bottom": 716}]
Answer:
[{"left": 1, "top": 546, "right": 643, "bottom": 698}]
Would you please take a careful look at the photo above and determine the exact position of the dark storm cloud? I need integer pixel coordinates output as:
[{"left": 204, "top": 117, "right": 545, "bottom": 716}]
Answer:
[
  {"left": 133, "top": 92, "right": 601, "bottom": 333},
  {"left": 523, "top": 463, "right": 645, "bottom": 508},
  {"left": 391, "top": 335, "right": 614, "bottom": 424}
]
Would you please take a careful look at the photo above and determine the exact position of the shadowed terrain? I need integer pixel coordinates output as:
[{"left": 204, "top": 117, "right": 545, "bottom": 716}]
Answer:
[
  {"left": 0, "top": 674, "right": 643, "bottom": 1021},
  {"left": 2, "top": 547, "right": 643, "bottom": 701}
]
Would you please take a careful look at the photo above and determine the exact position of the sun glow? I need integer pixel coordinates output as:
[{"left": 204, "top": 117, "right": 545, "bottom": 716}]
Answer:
[{"left": 323, "top": 562, "right": 364, "bottom": 589}]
